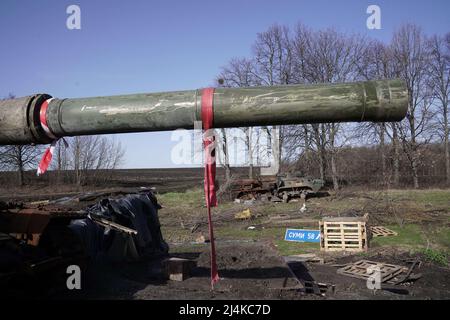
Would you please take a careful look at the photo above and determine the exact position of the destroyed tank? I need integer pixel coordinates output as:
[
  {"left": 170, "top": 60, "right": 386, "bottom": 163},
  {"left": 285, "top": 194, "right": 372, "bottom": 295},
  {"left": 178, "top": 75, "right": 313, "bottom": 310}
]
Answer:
[
  {"left": 230, "top": 178, "right": 277, "bottom": 201},
  {"left": 275, "top": 174, "right": 325, "bottom": 202}
]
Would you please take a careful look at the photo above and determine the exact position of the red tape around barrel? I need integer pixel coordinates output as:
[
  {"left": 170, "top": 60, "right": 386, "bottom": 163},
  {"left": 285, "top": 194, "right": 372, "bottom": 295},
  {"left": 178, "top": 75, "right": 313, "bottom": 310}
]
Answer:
[
  {"left": 36, "top": 98, "right": 59, "bottom": 176},
  {"left": 201, "top": 87, "right": 219, "bottom": 288}
]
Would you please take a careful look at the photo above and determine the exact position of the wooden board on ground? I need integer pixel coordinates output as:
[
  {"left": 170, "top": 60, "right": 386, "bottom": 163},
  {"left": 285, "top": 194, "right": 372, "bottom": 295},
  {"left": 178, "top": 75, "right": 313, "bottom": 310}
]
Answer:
[
  {"left": 370, "top": 226, "right": 398, "bottom": 237},
  {"left": 337, "top": 260, "right": 407, "bottom": 283}
]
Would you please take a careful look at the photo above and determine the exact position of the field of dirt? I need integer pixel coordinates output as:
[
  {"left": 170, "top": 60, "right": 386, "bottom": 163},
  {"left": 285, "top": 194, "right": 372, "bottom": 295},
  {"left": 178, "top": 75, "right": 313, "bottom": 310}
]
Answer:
[{"left": 0, "top": 167, "right": 250, "bottom": 202}]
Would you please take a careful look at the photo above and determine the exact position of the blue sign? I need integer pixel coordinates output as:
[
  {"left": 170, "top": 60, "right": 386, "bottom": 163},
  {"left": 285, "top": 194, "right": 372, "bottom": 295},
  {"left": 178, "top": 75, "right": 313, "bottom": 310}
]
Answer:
[{"left": 284, "top": 229, "right": 321, "bottom": 243}]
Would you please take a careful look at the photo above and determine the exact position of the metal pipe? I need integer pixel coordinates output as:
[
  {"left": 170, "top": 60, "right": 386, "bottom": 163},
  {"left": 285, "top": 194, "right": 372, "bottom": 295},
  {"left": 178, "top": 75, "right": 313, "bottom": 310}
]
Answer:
[{"left": 0, "top": 79, "right": 408, "bottom": 145}]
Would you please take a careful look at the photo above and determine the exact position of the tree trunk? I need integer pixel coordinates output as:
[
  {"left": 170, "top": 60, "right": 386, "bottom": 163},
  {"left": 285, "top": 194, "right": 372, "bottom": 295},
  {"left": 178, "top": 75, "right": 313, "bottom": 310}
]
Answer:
[
  {"left": 411, "top": 155, "right": 420, "bottom": 189},
  {"left": 392, "top": 124, "right": 400, "bottom": 187},
  {"left": 330, "top": 152, "right": 339, "bottom": 191},
  {"left": 17, "top": 147, "right": 24, "bottom": 186},
  {"left": 272, "top": 126, "right": 281, "bottom": 175},
  {"left": 246, "top": 128, "right": 253, "bottom": 179},
  {"left": 444, "top": 99, "right": 450, "bottom": 185},
  {"left": 409, "top": 108, "right": 420, "bottom": 189},
  {"left": 303, "top": 125, "right": 311, "bottom": 174},
  {"left": 313, "top": 124, "right": 326, "bottom": 181},
  {"left": 220, "top": 128, "right": 231, "bottom": 182},
  {"left": 18, "top": 167, "right": 24, "bottom": 186},
  {"left": 329, "top": 124, "right": 339, "bottom": 191},
  {"left": 74, "top": 137, "right": 81, "bottom": 186},
  {"left": 379, "top": 123, "right": 387, "bottom": 187}
]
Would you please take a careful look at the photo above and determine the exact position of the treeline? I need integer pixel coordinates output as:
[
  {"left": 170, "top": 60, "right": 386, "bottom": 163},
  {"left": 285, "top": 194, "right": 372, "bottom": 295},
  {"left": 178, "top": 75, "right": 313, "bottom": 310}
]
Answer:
[
  {"left": 0, "top": 135, "right": 124, "bottom": 187},
  {"left": 296, "top": 142, "right": 448, "bottom": 188},
  {"left": 216, "top": 23, "right": 449, "bottom": 189}
]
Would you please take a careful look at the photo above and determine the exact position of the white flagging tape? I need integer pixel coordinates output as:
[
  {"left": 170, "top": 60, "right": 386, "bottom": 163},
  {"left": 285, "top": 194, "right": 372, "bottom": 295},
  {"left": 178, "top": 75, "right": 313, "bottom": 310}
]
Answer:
[{"left": 37, "top": 141, "right": 57, "bottom": 176}]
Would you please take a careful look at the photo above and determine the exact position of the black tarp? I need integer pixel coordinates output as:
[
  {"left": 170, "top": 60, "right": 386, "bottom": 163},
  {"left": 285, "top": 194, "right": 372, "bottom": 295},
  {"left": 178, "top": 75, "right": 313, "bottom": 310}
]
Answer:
[{"left": 70, "top": 192, "right": 168, "bottom": 261}]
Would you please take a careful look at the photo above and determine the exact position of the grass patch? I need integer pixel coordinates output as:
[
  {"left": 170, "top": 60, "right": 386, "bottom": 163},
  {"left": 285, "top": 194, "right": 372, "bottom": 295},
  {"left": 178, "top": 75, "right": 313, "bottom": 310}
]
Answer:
[
  {"left": 371, "top": 224, "right": 425, "bottom": 247},
  {"left": 420, "top": 248, "right": 448, "bottom": 267},
  {"left": 373, "top": 189, "right": 450, "bottom": 208},
  {"left": 370, "top": 224, "right": 450, "bottom": 253},
  {"left": 158, "top": 188, "right": 204, "bottom": 207},
  {"left": 274, "top": 240, "right": 319, "bottom": 256},
  {"left": 429, "top": 227, "right": 450, "bottom": 251}
]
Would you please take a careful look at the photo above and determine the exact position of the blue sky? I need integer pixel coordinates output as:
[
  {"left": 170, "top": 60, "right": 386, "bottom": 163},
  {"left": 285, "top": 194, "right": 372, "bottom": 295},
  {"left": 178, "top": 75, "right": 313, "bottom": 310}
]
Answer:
[{"left": 1, "top": 0, "right": 449, "bottom": 168}]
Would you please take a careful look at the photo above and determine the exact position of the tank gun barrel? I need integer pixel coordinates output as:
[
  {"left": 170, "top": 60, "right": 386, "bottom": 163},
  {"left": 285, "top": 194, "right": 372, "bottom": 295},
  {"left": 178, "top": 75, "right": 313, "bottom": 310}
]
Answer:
[{"left": 0, "top": 79, "right": 408, "bottom": 145}]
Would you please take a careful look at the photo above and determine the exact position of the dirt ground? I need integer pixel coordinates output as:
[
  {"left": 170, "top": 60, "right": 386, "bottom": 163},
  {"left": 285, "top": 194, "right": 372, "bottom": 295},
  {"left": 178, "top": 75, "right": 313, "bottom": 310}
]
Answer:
[
  {"left": 54, "top": 241, "right": 450, "bottom": 300},
  {"left": 58, "top": 242, "right": 302, "bottom": 300}
]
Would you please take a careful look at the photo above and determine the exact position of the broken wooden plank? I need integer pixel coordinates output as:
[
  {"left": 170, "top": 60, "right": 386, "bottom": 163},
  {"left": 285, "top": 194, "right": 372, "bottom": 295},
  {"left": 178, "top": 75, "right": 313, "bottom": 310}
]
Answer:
[{"left": 91, "top": 217, "right": 138, "bottom": 234}]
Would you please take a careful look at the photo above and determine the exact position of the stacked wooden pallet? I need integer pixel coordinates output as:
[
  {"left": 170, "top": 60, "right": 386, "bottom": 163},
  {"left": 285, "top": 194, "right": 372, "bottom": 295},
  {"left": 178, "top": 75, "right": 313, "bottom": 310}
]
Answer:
[{"left": 320, "top": 217, "right": 367, "bottom": 252}]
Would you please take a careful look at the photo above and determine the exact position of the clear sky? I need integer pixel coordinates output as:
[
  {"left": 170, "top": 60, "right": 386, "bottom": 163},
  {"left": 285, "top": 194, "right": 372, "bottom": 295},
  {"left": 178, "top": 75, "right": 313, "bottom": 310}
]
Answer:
[{"left": 1, "top": 0, "right": 449, "bottom": 168}]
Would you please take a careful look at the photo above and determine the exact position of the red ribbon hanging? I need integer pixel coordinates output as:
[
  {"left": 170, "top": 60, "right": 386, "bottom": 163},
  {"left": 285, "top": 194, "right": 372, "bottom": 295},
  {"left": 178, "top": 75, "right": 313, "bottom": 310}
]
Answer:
[
  {"left": 37, "top": 141, "right": 57, "bottom": 176},
  {"left": 37, "top": 98, "right": 57, "bottom": 176},
  {"left": 201, "top": 87, "right": 219, "bottom": 288}
]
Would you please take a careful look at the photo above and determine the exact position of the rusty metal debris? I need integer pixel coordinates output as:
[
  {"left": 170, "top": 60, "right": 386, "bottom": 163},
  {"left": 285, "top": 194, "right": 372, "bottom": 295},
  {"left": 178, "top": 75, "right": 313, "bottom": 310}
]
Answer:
[
  {"left": 0, "top": 191, "right": 168, "bottom": 297},
  {"left": 0, "top": 201, "right": 85, "bottom": 246},
  {"left": 230, "top": 178, "right": 274, "bottom": 201}
]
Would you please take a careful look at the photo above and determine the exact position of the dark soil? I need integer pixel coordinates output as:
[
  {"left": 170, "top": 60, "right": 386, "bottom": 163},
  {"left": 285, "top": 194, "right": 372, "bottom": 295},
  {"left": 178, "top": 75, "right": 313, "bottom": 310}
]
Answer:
[
  {"left": 56, "top": 242, "right": 301, "bottom": 300},
  {"left": 287, "top": 249, "right": 450, "bottom": 300},
  {"left": 51, "top": 242, "right": 450, "bottom": 300}
]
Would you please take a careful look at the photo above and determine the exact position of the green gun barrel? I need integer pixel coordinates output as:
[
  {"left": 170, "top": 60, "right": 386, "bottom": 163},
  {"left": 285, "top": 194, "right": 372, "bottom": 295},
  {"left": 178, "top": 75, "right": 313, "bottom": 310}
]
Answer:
[{"left": 0, "top": 79, "right": 407, "bottom": 145}]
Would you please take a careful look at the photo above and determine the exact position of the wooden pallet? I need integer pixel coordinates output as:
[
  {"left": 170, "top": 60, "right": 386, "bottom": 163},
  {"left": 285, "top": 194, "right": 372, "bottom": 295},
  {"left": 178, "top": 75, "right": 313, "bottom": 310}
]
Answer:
[
  {"left": 337, "top": 260, "right": 407, "bottom": 283},
  {"left": 320, "top": 218, "right": 367, "bottom": 252},
  {"left": 370, "top": 226, "right": 398, "bottom": 237}
]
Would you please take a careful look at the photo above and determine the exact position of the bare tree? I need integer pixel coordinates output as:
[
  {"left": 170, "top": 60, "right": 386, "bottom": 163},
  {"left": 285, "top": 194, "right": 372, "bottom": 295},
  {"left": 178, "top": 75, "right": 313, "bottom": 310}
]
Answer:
[
  {"left": 428, "top": 33, "right": 450, "bottom": 185},
  {"left": 68, "top": 135, "right": 125, "bottom": 186},
  {"left": 0, "top": 94, "right": 43, "bottom": 186},
  {"left": 217, "top": 58, "right": 260, "bottom": 179},
  {"left": 356, "top": 40, "right": 401, "bottom": 186},
  {"left": 216, "top": 22, "right": 448, "bottom": 189},
  {"left": 391, "top": 24, "right": 433, "bottom": 188},
  {"left": 290, "top": 25, "right": 369, "bottom": 189},
  {"left": 0, "top": 144, "right": 43, "bottom": 186}
]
